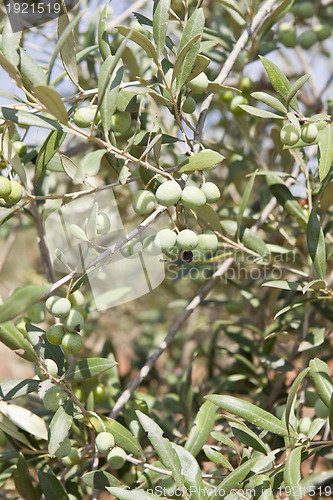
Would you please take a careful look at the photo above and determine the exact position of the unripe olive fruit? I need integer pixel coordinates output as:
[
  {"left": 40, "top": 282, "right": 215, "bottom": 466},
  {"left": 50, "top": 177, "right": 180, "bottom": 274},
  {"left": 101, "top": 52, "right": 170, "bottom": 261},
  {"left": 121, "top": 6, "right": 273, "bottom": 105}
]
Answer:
[
  {"left": 62, "top": 447, "right": 80, "bottom": 466},
  {"left": 276, "top": 404, "right": 286, "bottom": 419},
  {"left": 43, "top": 386, "right": 68, "bottom": 411},
  {"left": 120, "top": 239, "right": 143, "bottom": 258},
  {"left": 296, "top": 1, "right": 315, "bottom": 19},
  {"left": 280, "top": 123, "right": 300, "bottom": 146},
  {"left": 298, "top": 31, "right": 318, "bottom": 50},
  {"left": 301, "top": 123, "right": 318, "bottom": 144},
  {"left": 0, "top": 158, "right": 7, "bottom": 170},
  {"left": 92, "top": 384, "right": 107, "bottom": 404},
  {"left": 96, "top": 212, "right": 111, "bottom": 234},
  {"left": 4, "top": 180, "right": 22, "bottom": 204},
  {"left": 182, "top": 96, "right": 196, "bottom": 114},
  {"left": 62, "top": 332, "right": 83, "bottom": 354},
  {"left": 197, "top": 231, "right": 218, "bottom": 252},
  {"left": 142, "top": 235, "right": 161, "bottom": 256},
  {"left": 73, "top": 106, "right": 99, "bottom": 128},
  {"left": 132, "top": 190, "right": 156, "bottom": 215},
  {"left": 46, "top": 296, "right": 71, "bottom": 318},
  {"left": 0, "top": 176, "right": 12, "bottom": 198},
  {"left": 314, "top": 23, "right": 332, "bottom": 41},
  {"left": 219, "top": 89, "right": 234, "bottom": 103},
  {"left": 63, "top": 309, "right": 85, "bottom": 332},
  {"left": 155, "top": 180, "right": 182, "bottom": 206},
  {"left": 73, "top": 386, "right": 86, "bottom": 401},
  {"left": 230, "top": 95, "right": 248, "bottom": 115},
  {"left": 239, "top": 76, "right": 252, "bottom": 93},
  {"left": 111, "top": 111, "right": 131, "bottom": 133},
  {"left": 188, "top": 73, "right": 209, "bottom": 94},
  {"left": 200, "top": 182, "right": 221, "bottom": 203},
  {"left": 27, "top": 303, "right": 46, "bottom": 324},
  {"left": 226, "top": 300, "right": 244, "bottom": 314},
  {"left": 107, "top": 446, "right": 127, "bottom": 469},
  {"left": 46, "top": 324, "right": 65, "bottom": 345},
  {"left": 298, "top": 417, "right": 311, "bottom": 435},
  {"left": 278, "top": 23, "right": 297, "bottom": 48},
  {"left": 155, "top": 228, "right": 177, "bottom": 253},
  {"left": 12, "top": 141, "right": 27, "bottom": 156},
  {"left": 55, "top": 437, "right": 72, "bottom": 458},
  {"left": 69, "top": 290, "right": 85, "bottom": 307},
  {"left": 181, "top": 186, "right": 206, "bottom": 210},
  {"left": 314, "top": 398, "right": 329, "bottom": 419},
  {"left": 177, "top": 229, "right": 198, "bottom": 250},
  {"left": 36, "top": 358, "right": 58, "bottom": 380},
  {"left": 96, "top": 432, "right": 115, "bottom": 454}
]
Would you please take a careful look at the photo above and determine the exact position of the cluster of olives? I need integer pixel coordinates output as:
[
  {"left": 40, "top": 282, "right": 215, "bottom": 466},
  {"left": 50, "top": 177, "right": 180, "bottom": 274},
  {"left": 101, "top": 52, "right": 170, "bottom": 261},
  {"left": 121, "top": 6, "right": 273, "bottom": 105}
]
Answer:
[
  {"left": 278, "top": 1, "right": 332, "bottom": 49},
  {"left": 132, "top": 179, "right": 220, "bottom": 216},
  {"left": 94, "top": 431, "right": 127, "bottom": 468},
  {"left": 45, "top": 296, "right": 85, "bottom": 354},
  {"left": 72, "top": 105, "right": 131, "bottom": 134},
  {"left": 219, "top": 76, "right": 253, "bottom": 115},
  {"left": 0, "top": 176, "right": 23, "bottom": 205},
  {"left": 280, "top": 122, "right": 319, "bottom": 146}
]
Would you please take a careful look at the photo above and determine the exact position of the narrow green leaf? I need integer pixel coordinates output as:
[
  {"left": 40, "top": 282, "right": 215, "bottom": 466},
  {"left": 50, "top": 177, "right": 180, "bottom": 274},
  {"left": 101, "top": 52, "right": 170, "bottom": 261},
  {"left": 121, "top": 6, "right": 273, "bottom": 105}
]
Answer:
[
  {"left": 13, "top": 455, "right": 38, "bottom": 500},
  {"left": 48, "top": 10, "right": 84, "bottom": 83},
  {"left": 0, "top": 53, "right": 21, "bottom": 86},
  {"left": 61, "top": 155, "right": 78, "bottom": 180},
  {"left": 98, "top": 60, "right": 123, "bottom": 133},
  {"left": 266, "top": 174, "right": 307, "bottom": 222},
  {"left": 229, "top": 420, "right": 268, "bottom": 455},
  {"left": 178, "top": 149, "right": 224, "bottom": 173},
  {"left": 115, "top": 26, "right": 158, "bottom": 64},
  {"left": 307, "top": 209, "right": 326, "bottom": 280},
  {"left": 254, "top": 474, "right": 274, "bottom": 500},
  {"left": 204, "top": 447, "right": 234, "bottom": 471},
  {"left": 64, "top": 358, "right": 117, "bottom": 382},
  {"left": 88, "top": 415, "right": 144, "bottom": 457},
  {"left": 251, "top": 92, "right": 287, "bottom": 113},
  {"left": 262, "top": 281, "right": 303, "bottom": 291},
  {"left": 173, "top": 34, "right": 202, "bottom": 93},
  {"left": 274, "top": 298, "right": 318, "bottom": 320},
  {"left": 0, "top": 107, "right": 80, "bottom": 136},
  {"left": 309, "top": 358, "right": 333, "bottom": 407},
  {"left": 1, "top": 134, "right": 26, "bottom": 185},
  {"left": 18, "top": 48, "right": 47, "bottom": 87},
  {"left": 153, "top": 0, "right": 171, "bottom": 58},
  {"left": 299, "top": 327, "right": 325, "bottom": 351},
  {"left": 210, "top": 431, "right": 239, "bottom": 456},
  {"left": 58, "top": 4, "right": 79, "bottom": 86},
  {"left": 284, "top": 447, "right": 303, "bottom": 500},
  {"left": 186, "top": 54, "right": 210, "bottom": 83},
  {"left": 32, "top": 85, "right": 68, "bottom": 124},
  {"left": 35, "top": 130, "right": 66, "bottom": 185},
  {"left": 257, "top": 0, "right": 294, "bottom": 37},
  {"left": 240, "top": 105, "right": 284, "bottom": 119},
  {"left": 48, "top": 400, "right": 73, "bottom": 456},
  {"left": 0, "top": 284, "right": 50, "bottom": 324},
  {"left": 259, "top": 56, "right": 299, "bottom": 112},
  {"left": 0, "top": 322, "right": 38, "bottom": 363},
  {"left": 0, "top": 401, "right": 47, "bottom": 440},
  {"left": 98, "top": 2, "right": 111, "bottom": 60},
  {"left": 38, "top": 471, "right": 69, "bottom": 500},
  {"left": 81, "top": 150, "right": 106, "bottom": 177},
  {"left": 172, "top": 443, "right": 208, "bottom": 500},
  {"left": 175, "top": 9, "right": 205, "bottom": 92},
  {"left": 205, "top": 395, "right": 295, "bottom": 438},
  {"left": 318, "top": 124, "right": 333, "bottom": 182},
  {"left": 285, "top": 368, "right": 309, "bottom": 437},
  {"left": 237, "top": 171, "right": 257, "bottom": 241},
  {"left": 2, "top": 19, "right": 20, "bottom": 68},
  {"left": 185, "top": 400, "right": 216, "bottom": 457},
  {"left": 136, "top": 411, "right": 185, "bottom": 490},
  {"left": 196, "top": 204, "right": 222, "bottom": 233},
  {"left": 286, "top": 74, "right": 311, "bottom": 109},
  {"left": 0, "top": 379, "right": 39, "bottom": 401},
  {"left": 300, "top": 470, "right": 333, "bottom": 495},
  {"left": 0, "top": 413, "right": 31, "bottom": 446},
  {"left": 82, "top": 470, "right": 121, "bottom": 490},
  {"left": 107, "top": 488, "right": 162, "bottom": 500}
]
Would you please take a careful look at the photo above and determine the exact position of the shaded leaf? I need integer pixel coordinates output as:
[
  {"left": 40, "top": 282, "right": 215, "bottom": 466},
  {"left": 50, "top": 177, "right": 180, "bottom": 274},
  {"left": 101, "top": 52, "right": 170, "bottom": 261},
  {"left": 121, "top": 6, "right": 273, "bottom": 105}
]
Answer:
[
  {"left": 0, "top": 322, "right": 39, "bottom": 363},
  {"left": 309, "top": 358, "right": 333, "bottom": 407},
  {"left": 35, "top": 130, "right": 66, "bottom": 185},
  {"left": 1, "top": 133, "right": 26, "bottom": 185},
  {"left": 185, "top": 400, "right": 216, "bottom": 457},
  {"left": 18, "top": 48, "right": 47, "bottom": 87},
  {"left": 58, "top": 5, "right": 79, "bottom": 86},
  {"left": 82, "top": 470, "right": 121, "bottom": 490},
  {"left": 116, "top": 26, "right": 158, "bottom": 64},
  {"left": 205, "top": 395, "right": 295, "bottom": 438},
  {"left": 64, "top": 358, "right": 117, "bottom": 381},
  {"left": 285, "top": 368, "right": 309, "bottom": 437},
  {"left": 48, "top": 400, "right": 73, "bottom": 456},
  {"left": 0, "top": 379, "right": 39, "bottom": 401},
  {"left": 0, "top": 413, "right": 31, "bottom": 446},
  {"left": 32, "top": 85, "right": 68, "bottom": 124},
  {"left": 204, "top": 446, "right": 234, "bottom": 471},
  {"left": 107, "top": 488, "right": 162, "bottom": 500},
  {"left": 237, "top": 171, "right": 257, "bottom": 240},
  {"left": 0, "top": 284, "right": 50, "bottom": 324},
  {"left": 178, "top": 149, "right": 224, "bottom": 173},
  {"left": 38, "top": 471, "right": 69, "bottom": 500},
  {"left": 318, "top": 124, "right": 333, "bottom": 182},
  {"left": 266, "top": 174, "right": 307, "bottom": 222},
  {"left": 13, "top": 455, "right": 38, "bottom": 500},
  {"left": 153, "top": 0, "right": 171, "bottom": 58},
  {"left": 229, "top": 419, "right": 268, "bottom": 455},
  {"left": 307, "top": 209, "right": 326, "bottom": 280},
  {"left": 284, "top": 447, "right": 303, "bottom": 500},
  {"left": 98, "top": 2, "right": 111, "bottom": 60}
]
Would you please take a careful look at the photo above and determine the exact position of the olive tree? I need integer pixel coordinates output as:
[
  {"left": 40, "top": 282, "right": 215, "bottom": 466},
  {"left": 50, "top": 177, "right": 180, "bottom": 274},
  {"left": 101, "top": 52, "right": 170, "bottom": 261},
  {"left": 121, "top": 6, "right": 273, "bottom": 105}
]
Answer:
[{"left": 0, "top": 0, "right": 333, "bottom": 498}]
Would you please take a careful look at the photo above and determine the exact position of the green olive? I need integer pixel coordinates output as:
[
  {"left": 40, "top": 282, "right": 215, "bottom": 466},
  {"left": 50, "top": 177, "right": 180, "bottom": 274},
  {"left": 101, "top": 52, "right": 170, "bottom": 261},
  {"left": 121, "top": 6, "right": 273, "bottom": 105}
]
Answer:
[
  {"left": 46, "top": 296, "right": 71, "bottom": 318},
  {"left": 301, "top": 123, "right": 318, "bottom": 144},
  {"left": 107, "top": 446, "right": 127, "bottom": 469},
  {"left": 3, "top": 181, "right": 22, "bottom": 205},
  {"left": 181, "top": 186, "right": 206, "bottom": 210},
  {"left": 132, "top": 190, "right": 156, "bottom": 215},
  {"left": 0, "top": 176, "right": 12, "bottom": 198},
  {"left": 182, "top": 96, "right": 196, "bottom": 114},
  {"left": 12, "top": 141, "right": 27, "bottom": 156},
  {"left": 278, "top": 23, "right": 297, "bottom": 48},
  {"left": 188, "top": 73, "right": 209, "bottom": 94},
  {"left": 200, "top": 182, "right": 220, "bottom": 203},
  {"left": 27, "top": 303, "right": 46, "bottom": 324},
  {"left": 229, "top": 95, "right": 248, "bottom": 115},
  {"left": 156, "top": 180, "right": 182, "bottom": 207},
  {"left": 111, "top": 111, "right": 131, "bottom": 133},
  {"left": 176, "top": 229, "right": 198, "bottom": 250},
  {"left": 280, "top": 123, "right": 300, "bottom": 146},
  {"left": 96, "top": 432, "right": 115, "bottom": 454},
  {"left": 298, "top": 31, "right": 318, "bottom": 50},
  {"left": 62, "top": 332, "right": 83, "bottom": 354},
  {"left": 43, "top": 386, "right": 68, "bottom": 411},
  {"left": 63, "top": 309, "right": 85, "bottom": 332},
  {"left": 46, "top": 324, "right": 65, "bottom": 345}
]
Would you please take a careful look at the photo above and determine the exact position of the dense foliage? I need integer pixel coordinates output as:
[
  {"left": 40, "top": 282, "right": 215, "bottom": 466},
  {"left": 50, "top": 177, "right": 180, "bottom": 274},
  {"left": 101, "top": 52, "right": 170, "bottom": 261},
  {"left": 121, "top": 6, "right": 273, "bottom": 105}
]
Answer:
[{"left": 0, "top": 0, "right": 333, "bottom": 498}]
